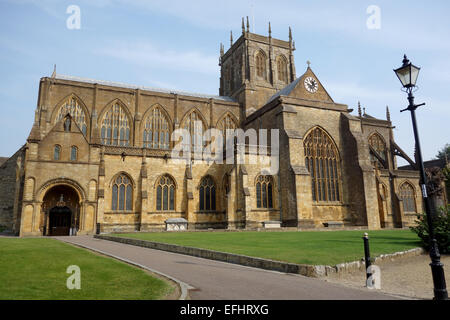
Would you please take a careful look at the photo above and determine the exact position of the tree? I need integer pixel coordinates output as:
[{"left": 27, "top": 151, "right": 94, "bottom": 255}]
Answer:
[{"left": 436, "top": 143, "right": 450, "bottom": 161}]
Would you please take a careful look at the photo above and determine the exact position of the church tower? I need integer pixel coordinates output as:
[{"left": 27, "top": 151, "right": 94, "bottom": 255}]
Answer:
[{"left": 219, "top": 18, "right": 296, "bottom": 119}]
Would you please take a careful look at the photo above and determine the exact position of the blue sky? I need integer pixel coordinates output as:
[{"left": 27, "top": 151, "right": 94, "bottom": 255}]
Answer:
[{"left": 0, "top": 0, "right": 449, "bottom": 164}]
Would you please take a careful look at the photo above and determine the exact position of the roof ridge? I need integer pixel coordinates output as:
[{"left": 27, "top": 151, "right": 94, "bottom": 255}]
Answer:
[{"left": 53, "top": 74, "right": 235, "bottom": 102}]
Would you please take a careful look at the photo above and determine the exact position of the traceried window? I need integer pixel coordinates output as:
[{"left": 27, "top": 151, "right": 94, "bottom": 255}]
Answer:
[
  {"left": 199, "top": 176, "right": 216, "bottom": 211},
  {"left": 143, "top": 106, "right": 170, "bottom": 149},
  {"left": 55, "top": 97, "right": 87, "bottom": 136},
  {"left": 182, "top": 110, "right": 205, "bottom": 151},
  {"left": 276, "top": 55, "right": 288, "bottom": 83},
  {"left": 304, "top": 127, "right": 341, "bottom": 202},
  {"left": 255, "top": 51, "right": 267, "bottom": 80},
  {"left": 256, "top": 175, "right": 274, "bottom": 209},
  {"left": 368, "top": 133, "right": 387, "bottom": 168},
  {"left": 217, "top": 113, "right": 237, "bottom": 142},
  {"left": 101, "top": 103, "right": 131, "bottom": 146},
  {"left": 156, "top": 175, "right": 175, "bottom": 211},
  {"left": 54, "top": 145, "right": 61, "bottom": 160},
  {"left": 70, "top": 146, "right": 77, "bottom": 161},
  {"left": 399, "top": 182, "right": 416, "bottom": 213},
  {"left": 111, "top": 174, "right": 133, "bottom": 211}
]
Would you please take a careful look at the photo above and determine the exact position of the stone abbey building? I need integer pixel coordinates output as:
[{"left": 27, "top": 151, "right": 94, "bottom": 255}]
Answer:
[{"left": 0, "top": 23, "right": 423, "bottom": 236}]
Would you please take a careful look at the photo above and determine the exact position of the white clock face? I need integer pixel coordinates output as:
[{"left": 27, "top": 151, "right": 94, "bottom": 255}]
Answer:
[{"left": 304, "top": 77, "right": 318, "bottom": 93}]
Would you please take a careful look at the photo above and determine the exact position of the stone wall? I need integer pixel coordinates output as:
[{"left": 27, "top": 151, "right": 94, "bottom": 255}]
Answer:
[{"left": 0, "top": 147, "right": 25, "bottom": 232}]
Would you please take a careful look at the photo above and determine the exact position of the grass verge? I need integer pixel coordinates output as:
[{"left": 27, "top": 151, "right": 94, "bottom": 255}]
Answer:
[
  {"left": 0, "top": 238, "right": 174, "bottom": 300},
  {"left": 114, "top": 229, "right": 421, "bottom": 265}
]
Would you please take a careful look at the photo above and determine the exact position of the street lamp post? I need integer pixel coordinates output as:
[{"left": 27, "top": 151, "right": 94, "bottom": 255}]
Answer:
[{"left": 394, "top": 55, "right": 448, "bottom": 300}]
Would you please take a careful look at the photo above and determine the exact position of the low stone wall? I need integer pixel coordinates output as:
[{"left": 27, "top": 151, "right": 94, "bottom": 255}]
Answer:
[{"left": 95, "top": 234, "right": 425, "bottom": 278}]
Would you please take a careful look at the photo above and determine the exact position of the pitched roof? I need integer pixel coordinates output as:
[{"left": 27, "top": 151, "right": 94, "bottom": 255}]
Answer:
[
  {"left": 267, "top": 67, "right": 334, "bottom": 104},
  {"left": 54, "top": 74, "right": 236, "bottom": 102}
]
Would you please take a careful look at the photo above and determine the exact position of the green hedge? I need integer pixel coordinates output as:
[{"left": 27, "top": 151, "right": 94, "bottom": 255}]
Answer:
[{"left": 410, "top": 205, "right": 450, "bottom": 254}]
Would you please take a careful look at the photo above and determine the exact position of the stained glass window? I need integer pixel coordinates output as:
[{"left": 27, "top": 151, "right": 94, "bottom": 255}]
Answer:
[
  {"left": 256, "top": 51, "right": 267, "bottom": 80},
  {"left": 143, "top": 106, "right": 170, "bottom": 149},
  {"left": 54, "top": 145, "right": 61, "bottom": 160},
  {"left": 55, "top": 97, "right": 87, "bottom": 136},
  {"left": 256, "top": 175, "right": 273, "bottom": 209},
  {"left": 199, "top": 176, "right": 216, "bottom": 211},
  {"left": 111, "top": 174, "right": 133, "bottom": 211},
  {"left": 304, "top": 127, "right": 341, "bottom": 202},
  {"left": 368, "top": 133, "right": 387, "bottom": 168},
  {"left": 399, "top": 182, "right": 416, "bottom": 213},
  {"left": 277, "top": 55, "right": 288, "bottom": 83},
  {"left": 156, "top": 175, "right": 175, "bottom": 211},
  {"left": 101, "top": 103, "right": 130, "bottom": 146}
]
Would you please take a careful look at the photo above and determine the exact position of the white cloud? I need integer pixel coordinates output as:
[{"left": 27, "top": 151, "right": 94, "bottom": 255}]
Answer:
[{"left": 94, "top": 40, "right": 219, "bottom": 75}]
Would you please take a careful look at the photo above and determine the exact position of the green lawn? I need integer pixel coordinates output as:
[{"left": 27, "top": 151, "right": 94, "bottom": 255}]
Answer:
[
  {"left": 114, "top": 229, "right": 421, "bottom": 265},
  {"left": 0, "top": 238, "right": 174, "bottom": 300}
]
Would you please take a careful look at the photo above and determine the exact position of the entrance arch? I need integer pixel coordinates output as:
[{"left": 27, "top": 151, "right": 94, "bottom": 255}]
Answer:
[{"left": 42, "top": 185, "right": 80, "bottom": 236}]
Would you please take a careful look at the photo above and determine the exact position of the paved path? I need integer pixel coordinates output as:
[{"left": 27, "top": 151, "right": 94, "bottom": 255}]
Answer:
[
  {"left": 326, "top": 253, "right": 450, "bottom": 299},
  {"left": 57, "top": 235, "right": 400, "bottom": 300}
]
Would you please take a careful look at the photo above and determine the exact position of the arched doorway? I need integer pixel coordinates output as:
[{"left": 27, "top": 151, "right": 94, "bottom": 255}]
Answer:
[{"left": 42, "top": 185, "right": 80, "bottom": 236}]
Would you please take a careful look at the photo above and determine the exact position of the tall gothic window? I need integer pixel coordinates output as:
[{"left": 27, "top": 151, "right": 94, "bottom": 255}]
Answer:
[
  {"left": 55, "top": 97, "right": 87, "bottom": 136},
  {"left": 54, "top": 145, "right": 61, "bottom": 160},
  {"left": 112, "top": 174, "right": 133, "bottom": 211},
  {"left": 256, "top": 175, "right": 274, "bottom": 209},
  {"left": 70, "top": 146, "right": 77, "bottom": 161},
  {"left": 199, "top": 176, "right": 216, "bottom": 211},
  {"left": 101, "top": 103, "right": 131, "bottom": 146},
  {"left": 368, "top": 133, "right": 387, "bottom": 168},
  {"left": 276, "top": 55, "right": 288, "bottom": 83},
  {"left": 143, "top": 106, "right": 170, "bottom": 149},
  {"left": 399, "top": 182, "right": 416, "bottom": 213},
  {"left": 217, "top": 113, "right": 237, "bottom": 142},
  {"left": 182, "top": 110, "right": 205, "bottom": 151},
  {"left": 255, "top": 51, "right": 266, "bottom": 80},
  {"left": 304, "top": 127, "right": 341, "bottom": 202},
  {"left": 156, "top": 175, "right": 175, "bottom": 211}
]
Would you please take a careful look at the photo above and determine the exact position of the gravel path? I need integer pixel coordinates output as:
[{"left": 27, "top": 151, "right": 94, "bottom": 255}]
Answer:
[{"left": 323, "top": 254, "right": 450, "bottom": 299}]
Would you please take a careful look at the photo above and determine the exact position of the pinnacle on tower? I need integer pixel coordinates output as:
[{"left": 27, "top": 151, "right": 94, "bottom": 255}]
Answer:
[
  {"left": 386, "top": 105, "right": 391, "bottom": 122},
  {"left": 289, "top": 26, "right": 292, "bottom": 44},
  {"left": 246, "top": 16, "right": 250, "bottom": 32},
  {"left": 230, "top": 30, "right": 233, "bottom": 47},
  {"left": 358, "top": 101, "right": 362, "bottom": 117},
  {"left": 220, "top": 43, "right": 224, "bottom": 57},
  {"left": 268, "top": 22, "right": 271, "bottom": 37},
  {"left": 242, "top": 17, "right": 245, "bottom": 34}
]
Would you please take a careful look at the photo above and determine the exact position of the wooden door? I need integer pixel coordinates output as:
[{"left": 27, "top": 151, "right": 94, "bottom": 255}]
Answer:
[{"left": 49, "top": 207, "right": 71, "bottom": 236}]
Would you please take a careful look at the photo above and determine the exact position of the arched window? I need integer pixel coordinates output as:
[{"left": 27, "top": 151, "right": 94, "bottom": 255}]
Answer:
[
  {"left": 276, "top": 55, "right": 288, "bottom": 83},
  {"left": 369, "top": 133, "right": 387, "bottom": 168},
  {"left": 256, "top": 175, "right": 274, "bottom": 208},
  {"left": 156, "top": 175, "right": 175, "bottom": 211},
  {"left": 54, "top": 145, "right": 61, "bottom": 160},
  {"left": 255, "top": 51, "right": 266, "bottom": 80},
  {"left": 182, "top": 110, "right": 205, "bottom": 150},
  {"left": 399, "top": 182, "right": 416, "bottom": 213},
  {"left": 199, "top": 176, "right": 216, "bottom": 211},
  {"left": 55, "top": 97, "right": 87, "bottom": 136},
  {"left": 217, "top": 113, "right": 237, "bottom": 142},
  {"left": 111, "top": 174, "right": 133, "bottom": 211},
  {"left": 304, "top": 127, "right": 341, "bottom": 202},
  {"left": 64, "top": 117, "right": 71, "bottom": 132},
  {"left": 143, "top": 106, "right": 170, "bottom": 149},
  {"left": 101, "top": 103, "right": 131, "bottom": 146},
  {"left": 70, "top": 146, "right": 77, "bottom": 161}
]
